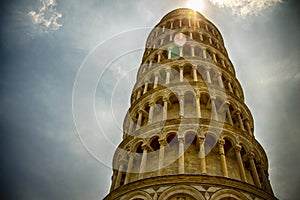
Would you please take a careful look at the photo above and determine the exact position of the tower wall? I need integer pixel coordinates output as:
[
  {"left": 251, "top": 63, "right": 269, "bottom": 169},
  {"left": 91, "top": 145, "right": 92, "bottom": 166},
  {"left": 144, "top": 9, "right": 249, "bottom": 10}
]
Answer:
[{"left": 105, "top": 8, "right": 276, "bottom": 200}]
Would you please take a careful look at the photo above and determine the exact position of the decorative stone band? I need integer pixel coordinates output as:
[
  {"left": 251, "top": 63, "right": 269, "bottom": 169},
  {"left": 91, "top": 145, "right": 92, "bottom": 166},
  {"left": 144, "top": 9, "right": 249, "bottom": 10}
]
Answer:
[{"left": 104, "top": 174, "right": 277, "bottom": 200}]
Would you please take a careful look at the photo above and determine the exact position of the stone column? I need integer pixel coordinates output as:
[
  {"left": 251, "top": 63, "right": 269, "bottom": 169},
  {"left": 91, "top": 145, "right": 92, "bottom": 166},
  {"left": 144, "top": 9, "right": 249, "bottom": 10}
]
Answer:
[
  {"left": 202, "top": 48, "right": 207, "bottom": 59},
  {"left": 157, "top": 53, "right": 161, "bottom": 63},
  {"left": 191, "top": 45, "right": 195, "bottom": 57},
  {"left": 217, "top": 72, "right": 224, "bottom": 88},
  {"left": 168, "top": 48, "right": 172, "bottom": 59},
  {"left": 179, "top": 95, "right": 184, "bottom": 118},
  {"left": 114, "top": 164, "right": 124, "bottom": 189},
  {"left": 136, "top": 110, "right": 143, "bottom": 129},
  {"left": 222, "top": 59, "right": 226, "bottom": 68},
  {"left": 258, "top": 164, "right": 274, "bottom": 194},
  {"left": 188, "top": 18, "right": 191, "bottom": 27},
  {"left": 178, "top": 137, "right": 185, "bottom": 174},
  {"left": 138, "top": 145, "right": 148, "bottom": 179},
  {"left": 149, "top": 60, "right": 153, "bottom": 68},
  {"left": 179, "top": 66, "right": 184, "bottom": 82},
  {"left": 179, "top": 19, "right": 182, "bottom": 27},
  {"left": 228, "top": 82, "right": 233, "bottom": 93},
  {"left": 237, "top": 111, "right": 245, "bottom": 131},
  {"left": 213, "top": 53, "right": 217, "bottom": 63},
  {"left": 209, "top": 37, "right": 213, "bottom": 45},
  {"left": 200, "top": 33, "right": 203, "bottom": 41},
  {"left": 170, "top": 21, "right": 173, "bottom": 29},
  {"left": 218, "top": 139, "right": 228, "bottom": 177},
  {"left": 162, "top": 97, "right": 168, "bottom": 120},
  {"left": 196, "top": 94, "right": 201, "bottom": 118},
  {"left": 153, "top": 74, "right": 159, "bottom": 89},
  {"left": 249, "top": 153, "right": 262, "bottom": 188},
  {"left": 148, "top": 102, "right": 154, "bottom": 124},
  {"left": 245, "top": 121, "right": 253, "bottom": 136},
  {"left": 124, "top": 154, "right": 134, "bottom": 184},
  {"left": 205, "top": 68, "right": 211, "bottom": 83},
  {"left": 193, "top": 66, "right": 198, "bottom": 81},
  {"left": 226, "top": 102, "right": 233, "bottom": 125},
  {"left": 235, "top": 145, "right": 247, "bottom": 182},
  {"left": 136, "top": 90, "right": 141, "bottom": 99},
  {"left": 199, "top": 136, "right": 207, "bottom": 174},
  {"left": 143, "top": 82, "right": 148, "bottom": 94},
  {"left": 179, "top": 46, "right": 183, "bottom": 57},
  {"left": 165, "top": 68, "right": 170, "bottom": 84},
  {"left": 211, "top": 96, "right": 218, "bottom": 121},
  {"left": 160, "top": 38, "right": 164, "bottom": 45},
  {"left": 158, "top": 139, "right": 167, "bottom": 176},
  {"left": 128, "top": 118, "right": 134, "bottom": 133}
]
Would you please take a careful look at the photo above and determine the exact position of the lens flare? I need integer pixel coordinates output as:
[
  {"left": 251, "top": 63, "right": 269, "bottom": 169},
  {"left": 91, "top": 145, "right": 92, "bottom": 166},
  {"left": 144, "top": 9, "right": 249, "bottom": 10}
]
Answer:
[{"left": 186, "top": 0, "right": 204, "bottom": 12}]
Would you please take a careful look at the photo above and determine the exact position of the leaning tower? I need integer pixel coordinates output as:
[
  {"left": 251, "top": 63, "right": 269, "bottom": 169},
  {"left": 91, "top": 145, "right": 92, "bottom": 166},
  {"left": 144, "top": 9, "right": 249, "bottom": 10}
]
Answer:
[{"left": 104, "top": 8, "right": 276, "bottom": 200}]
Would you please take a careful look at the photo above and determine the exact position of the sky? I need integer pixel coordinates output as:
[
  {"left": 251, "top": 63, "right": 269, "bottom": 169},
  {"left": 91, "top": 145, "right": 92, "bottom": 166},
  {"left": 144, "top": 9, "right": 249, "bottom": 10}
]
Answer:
[{"left": 0, "top": 0, "right": 299, "bottom": 199}]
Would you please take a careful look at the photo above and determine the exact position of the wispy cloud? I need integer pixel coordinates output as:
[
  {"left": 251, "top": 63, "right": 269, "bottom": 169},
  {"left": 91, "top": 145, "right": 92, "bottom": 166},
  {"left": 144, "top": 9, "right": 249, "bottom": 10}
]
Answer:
[
  {"left": 209, "top": 0, "right": 284, "bottom": 16},
  {"left": 28, "top": 0, "right": 62, "bottom": 32}
]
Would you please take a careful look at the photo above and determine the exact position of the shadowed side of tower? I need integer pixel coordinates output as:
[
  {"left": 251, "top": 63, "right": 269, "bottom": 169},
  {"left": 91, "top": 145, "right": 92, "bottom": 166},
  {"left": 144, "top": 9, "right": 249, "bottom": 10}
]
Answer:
[{"left": 104, "top": 8, "right": 276, "bottom": 200}]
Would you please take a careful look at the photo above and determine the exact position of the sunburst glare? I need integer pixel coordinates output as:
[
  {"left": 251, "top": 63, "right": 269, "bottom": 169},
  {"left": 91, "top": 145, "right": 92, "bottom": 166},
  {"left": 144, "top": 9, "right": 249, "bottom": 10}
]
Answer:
[{"left": 186, "top": 0, "right": 204, "bottom": 12}]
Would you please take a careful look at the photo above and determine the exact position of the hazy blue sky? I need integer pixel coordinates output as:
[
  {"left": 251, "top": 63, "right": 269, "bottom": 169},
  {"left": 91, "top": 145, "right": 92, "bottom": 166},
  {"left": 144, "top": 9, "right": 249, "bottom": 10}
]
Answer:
[{"left": 1, "top": 0, "right": 299, "bottom": 199}]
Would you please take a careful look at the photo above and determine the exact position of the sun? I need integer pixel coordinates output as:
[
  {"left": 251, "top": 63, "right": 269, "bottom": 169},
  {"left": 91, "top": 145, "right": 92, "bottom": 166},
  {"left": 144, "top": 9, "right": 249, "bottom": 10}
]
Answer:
[{"left": 186, "top": 0, "right": 204, "bottom": 12}]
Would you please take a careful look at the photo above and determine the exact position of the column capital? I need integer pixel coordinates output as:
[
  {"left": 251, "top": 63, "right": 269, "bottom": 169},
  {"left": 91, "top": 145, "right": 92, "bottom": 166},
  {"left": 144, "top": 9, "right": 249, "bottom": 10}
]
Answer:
[
  {"left": 178, "top": 137, "right": 185, "bottom": 143},
  {"left": 234, "top": 144, "right": 242, "bottom": 152},
  {"left": 210, "top": 96, "right": 216, "bottom": 100},
  {"left": 162, "top": 97, "right": 169, "bottom": 102},
  {"left": 198, "top": 136, "right": 205, "bottom": 143},
  {"left": 149, "top": 101, "right": 155, "bottom": 107},
  {"left": 236, "top": 109, "right": 241, "bottom": 114},
  {"left": 153, "top": 71, "right": 160, "bottom": 76},
  {"left": 217, "top": 71, "right": 223, "bottom": 76},
  {"left": 218, "top": 139, "right": 225, "bottom": 146},
  {"left": 141, "top": 144, "right": 150, "bottom": 151},
  {"left": 178, "top": 94, "right": 185, "bottom": 99},
  {"left": 159, "top": 139, "right": 167, "bottom": 146},
  {"left": 165, "top": 67, "right": 171, "bottom": 72},
  {"left": 249, "top": 152, "right": 255, "bottom": 159}
]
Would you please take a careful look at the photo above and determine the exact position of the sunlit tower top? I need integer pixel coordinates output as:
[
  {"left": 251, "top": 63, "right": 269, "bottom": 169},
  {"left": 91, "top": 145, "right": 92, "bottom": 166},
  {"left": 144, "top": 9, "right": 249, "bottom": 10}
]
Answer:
[{"left": 105, "top": 8, "right": 276, "bottom": 200}]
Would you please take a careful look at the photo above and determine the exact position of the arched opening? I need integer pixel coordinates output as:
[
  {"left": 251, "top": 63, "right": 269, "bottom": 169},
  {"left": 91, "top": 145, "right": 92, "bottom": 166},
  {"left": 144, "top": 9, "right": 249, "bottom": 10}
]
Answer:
[
  {"left": 204, "top": 133, "right": 217, "bottom": 154},
  {"left": 200, "top": 93, "right": 211, "bottom": 119},
  {"left": 183, "top": 44, "right": 191, "bottom": 57},
  {"left": 182, "top": 18, "right": 189, "bottom": 27},
  {"left": 184, "top": 132, "right": 198, "bottom": 174},
  {"left": 215, "top": 97, "right": 226, "bottom": 122},
  {"left": 153, "top": 97, "right": 164, "bottom": 123},
  {"left": 141, "top": 104, "right": 149, "bottom": 127},
  {"left": 167, "top": 93, "right": 180, "bottom": 120},
  {"left": 229, "top": 105, "right": 239, "bottom": 129},
  {"left": 173, "top": 19, "right": 180, "bottom": 29},
  {"left": 183, "top": 63, "right": 193, "bottom": 82},
  {"left": 184, "top": 92, "right": 196, "bottom": 118},
  {"left": 164, "top": 132, "right": 179, "bottom": 175},
  {"left": 192, "top": 32, "right": 200, "bottom": 42},
  {"left": 210, "top": 69, "right": 219, "bottom": 85},
  {"left": 205, "top": 133, "right": 222, "bottom": 176}
]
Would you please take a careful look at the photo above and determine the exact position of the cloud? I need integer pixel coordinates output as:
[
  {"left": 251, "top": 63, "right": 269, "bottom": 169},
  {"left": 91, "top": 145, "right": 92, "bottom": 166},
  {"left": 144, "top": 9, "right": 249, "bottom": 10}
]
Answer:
[
  {"left": 209, "top": 0, "right": 284, "bottom": 16},
  {"left": 28, "top": 0, "right": 62, "bottom": 32}
]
